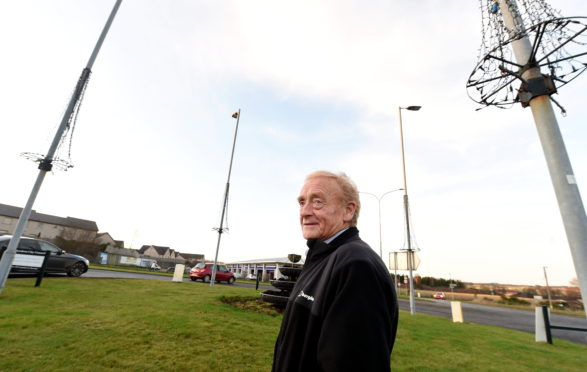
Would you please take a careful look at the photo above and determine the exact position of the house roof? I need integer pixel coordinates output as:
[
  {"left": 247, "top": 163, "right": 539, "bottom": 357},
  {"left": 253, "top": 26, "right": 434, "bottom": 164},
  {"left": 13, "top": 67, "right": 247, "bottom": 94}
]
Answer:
[
  {"left": 0, "top": 203, "right": 99, "bottom": 231},
  {"left": 96, "top": 233, "right": 124, "bottom": 248},
  {"left": 96, "top": 232, "right": 115, "bottom": 243},
  {"left": 139, "top": 245, "right": 171, "bottom": 256}
]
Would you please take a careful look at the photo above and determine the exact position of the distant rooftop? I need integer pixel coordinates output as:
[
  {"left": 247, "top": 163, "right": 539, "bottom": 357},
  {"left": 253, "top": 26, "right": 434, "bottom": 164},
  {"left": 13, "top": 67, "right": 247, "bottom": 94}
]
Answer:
[
  {"left": 0, "top": 203, "right": 98, "bottom": 231},
  {"left": 139, "top": 245, "right": 171, "bottom": 256}
]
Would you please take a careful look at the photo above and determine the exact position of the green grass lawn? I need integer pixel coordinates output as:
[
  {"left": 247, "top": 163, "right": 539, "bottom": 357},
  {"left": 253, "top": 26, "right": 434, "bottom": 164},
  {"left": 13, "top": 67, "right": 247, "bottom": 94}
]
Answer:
[
  {"left": 1, "top": 278, "right": 586, "bottom": 371},
  {"left": 89, "top": 264, "right": 178, "bottom": 277}
]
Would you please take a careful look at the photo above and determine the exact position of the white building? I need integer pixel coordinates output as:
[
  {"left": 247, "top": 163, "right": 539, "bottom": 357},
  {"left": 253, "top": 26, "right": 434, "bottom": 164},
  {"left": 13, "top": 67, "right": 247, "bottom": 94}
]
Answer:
[{"left": 226, "top": 257, "right": 304, "bottom": 281}]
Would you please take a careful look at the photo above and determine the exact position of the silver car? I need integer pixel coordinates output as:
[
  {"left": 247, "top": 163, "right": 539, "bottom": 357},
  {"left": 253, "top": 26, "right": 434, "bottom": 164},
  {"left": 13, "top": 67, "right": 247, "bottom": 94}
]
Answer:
[{"left": 0, "top": 235, "right": 89, "bottom": 277}]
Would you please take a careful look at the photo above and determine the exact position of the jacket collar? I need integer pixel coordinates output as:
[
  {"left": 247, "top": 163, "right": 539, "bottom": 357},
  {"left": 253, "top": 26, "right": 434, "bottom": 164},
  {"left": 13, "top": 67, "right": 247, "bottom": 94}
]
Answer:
[{"left": 305, "top": 226, "right": 359, "bottom": 264}]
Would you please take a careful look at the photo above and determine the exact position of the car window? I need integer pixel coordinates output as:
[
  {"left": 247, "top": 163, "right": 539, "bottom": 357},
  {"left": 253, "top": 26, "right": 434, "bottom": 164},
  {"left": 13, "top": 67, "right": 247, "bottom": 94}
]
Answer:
[
  {"left": 195, "top": 263, "right": 206, "bottom": 269},
  {"left": 18, "top": 239, "right": 41, "bottom": 252},
  {"left": 38, "top": 241, "right": 62, "bottom": 255},
  {"left": 219, "top": 266, "right": 227, "bottom": 272}
]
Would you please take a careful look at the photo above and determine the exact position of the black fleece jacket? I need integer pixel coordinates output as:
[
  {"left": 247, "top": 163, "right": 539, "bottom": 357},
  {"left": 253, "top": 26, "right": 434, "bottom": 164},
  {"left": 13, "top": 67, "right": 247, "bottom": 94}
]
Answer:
[{"left": 271, "top": 227, "right": 398, "bottom": 372}]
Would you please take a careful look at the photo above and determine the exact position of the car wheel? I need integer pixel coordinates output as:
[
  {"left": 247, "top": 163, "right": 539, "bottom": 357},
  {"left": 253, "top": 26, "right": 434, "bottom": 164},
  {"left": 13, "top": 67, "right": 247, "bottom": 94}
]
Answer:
[
  {"left": 228, "top": 277, "right": 235, "bottom": 284},
  {"left": 190, "top": 277, "right": 197, "bottom": 281},
  {"left": 67, "top": 262, "right": 86, "bottom": 277},
  {"left": 204, "top": 275, "right": 211, "bottom": 283}
]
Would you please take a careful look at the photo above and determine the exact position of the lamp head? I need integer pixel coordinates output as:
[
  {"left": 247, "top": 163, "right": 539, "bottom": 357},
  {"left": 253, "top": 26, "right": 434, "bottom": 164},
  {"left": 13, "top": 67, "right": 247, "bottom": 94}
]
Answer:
[{"left": 406, "top": 106, "right": 421, "bottom": 111}]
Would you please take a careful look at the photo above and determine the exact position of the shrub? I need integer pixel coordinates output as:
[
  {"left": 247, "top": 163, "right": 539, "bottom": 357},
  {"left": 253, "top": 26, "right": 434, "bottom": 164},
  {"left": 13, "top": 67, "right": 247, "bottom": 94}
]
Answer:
[
  {"left": 498, "top": 294, "right": 530, "bottom": 306},
  {"left": 52, "top": 237, "right": 104, "bottom": 263}
]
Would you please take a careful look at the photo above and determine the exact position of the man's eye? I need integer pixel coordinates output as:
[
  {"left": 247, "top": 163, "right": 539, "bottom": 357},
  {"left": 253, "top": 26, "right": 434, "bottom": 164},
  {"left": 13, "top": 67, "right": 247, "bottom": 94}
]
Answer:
[
  {"left": 313, "top": 200, "right": 325, "bottom": 208},
  {"left": 298, "top": 200, "right": 305, "bottom": 207}
]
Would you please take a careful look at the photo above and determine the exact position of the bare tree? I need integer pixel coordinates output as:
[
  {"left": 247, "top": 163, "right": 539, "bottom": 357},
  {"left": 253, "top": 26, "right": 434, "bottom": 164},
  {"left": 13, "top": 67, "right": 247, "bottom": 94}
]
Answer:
[{"left": 59, "top": 228, "right": 97, "bottom": 243}]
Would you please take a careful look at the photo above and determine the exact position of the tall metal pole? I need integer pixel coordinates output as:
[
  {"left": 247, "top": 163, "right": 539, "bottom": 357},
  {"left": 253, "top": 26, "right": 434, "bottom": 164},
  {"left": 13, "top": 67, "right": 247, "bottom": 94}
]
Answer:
[
  {"left": 449, "top": 273, "right": 455, "bottom": 301},
  {"left": 394, "top": 256, "right": 398, "bottom": 290},
  {"left": 377, "top": 198, "right": 383, "bottom": 258},
  {"left": 543, "top": 266, "right": 553, "bottom": 310},
  {"left": 398, "top": 106, "right": 420, "bottom": 315},
  {"left": 499, "top": 0, "right": 587, "bottom": 319},
  {"left": 0, "top": 0, "right": 123, "bottom": 294},
  {"left": 210, "top": 109, "right": 241, "bottom": 287}
]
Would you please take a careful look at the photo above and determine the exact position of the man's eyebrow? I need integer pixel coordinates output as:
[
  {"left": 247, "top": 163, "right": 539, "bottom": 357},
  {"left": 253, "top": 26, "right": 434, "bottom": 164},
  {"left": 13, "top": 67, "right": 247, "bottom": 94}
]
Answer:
[{"left": 298, "top": 191, "right": 325, "bottom": 202}]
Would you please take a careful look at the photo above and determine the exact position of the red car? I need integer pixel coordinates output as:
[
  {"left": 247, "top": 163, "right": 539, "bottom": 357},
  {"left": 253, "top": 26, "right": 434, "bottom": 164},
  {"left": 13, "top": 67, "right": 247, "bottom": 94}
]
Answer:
[
  {"left": 189, "top": 263, "right": 235, "bottom": 284},
  {"left": 433, "top": 292, "right": 446, "bottom": 300}
]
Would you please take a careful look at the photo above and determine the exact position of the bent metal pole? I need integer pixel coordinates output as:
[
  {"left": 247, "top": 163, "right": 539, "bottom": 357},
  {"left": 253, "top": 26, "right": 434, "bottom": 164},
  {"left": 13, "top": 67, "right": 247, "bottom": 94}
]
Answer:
[
  {"left": 499, "top": 0, "right": 587, "bottom": 319},
  {"left": 0, "top": 0, "right": 123, "bottom": 294},
  {"left": 210, "top": 109, "right": 241, "bottom": 288}
]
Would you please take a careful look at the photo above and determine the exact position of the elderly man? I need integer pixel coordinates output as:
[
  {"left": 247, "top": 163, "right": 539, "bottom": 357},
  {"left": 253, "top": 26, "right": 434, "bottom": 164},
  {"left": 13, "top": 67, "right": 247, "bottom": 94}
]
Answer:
[{"left": 272, "top": 171, "right": 398, "bottom": 372}]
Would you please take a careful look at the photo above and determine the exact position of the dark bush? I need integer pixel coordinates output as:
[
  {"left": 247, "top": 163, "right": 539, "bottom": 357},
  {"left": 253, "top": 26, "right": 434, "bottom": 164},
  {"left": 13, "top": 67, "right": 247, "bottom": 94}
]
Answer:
[
  {"left": 498, "top": 294, "right": 530, "bottom": 306},
  {"left": 52, "top": 237, "right": 104, "bottom": 263}
]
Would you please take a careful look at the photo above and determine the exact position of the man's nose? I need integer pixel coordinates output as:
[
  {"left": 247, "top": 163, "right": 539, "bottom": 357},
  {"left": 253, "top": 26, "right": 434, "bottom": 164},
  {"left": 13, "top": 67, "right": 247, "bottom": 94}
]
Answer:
[{"left": 300, "top": 202, "right": 313, "bottom": 216}]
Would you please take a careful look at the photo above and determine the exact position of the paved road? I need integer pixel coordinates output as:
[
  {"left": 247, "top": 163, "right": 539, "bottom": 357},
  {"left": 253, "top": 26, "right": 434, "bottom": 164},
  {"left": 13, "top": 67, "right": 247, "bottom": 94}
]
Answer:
[
  {"left": 399, "top": 298, "right": 587, "bottom": 345},
  {"left": 85, "top": 269, "right": 174, "bottom": 280},
  {"left": 85, "top": 269, "right": 587, "bottom": 345},
  {"left": 84, "top": 268, "right": 274, "bottom": 290}
]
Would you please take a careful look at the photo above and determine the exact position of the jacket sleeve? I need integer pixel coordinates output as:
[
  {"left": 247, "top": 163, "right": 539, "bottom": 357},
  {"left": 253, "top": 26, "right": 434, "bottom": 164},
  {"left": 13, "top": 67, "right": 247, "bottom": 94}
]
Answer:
[{"left": 316, "top": 259, "right": 397, "bottom": 372}]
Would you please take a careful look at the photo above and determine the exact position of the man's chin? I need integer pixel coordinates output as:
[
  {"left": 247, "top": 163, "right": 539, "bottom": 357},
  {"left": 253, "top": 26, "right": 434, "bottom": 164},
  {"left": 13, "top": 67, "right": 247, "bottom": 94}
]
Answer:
[{"left": 302, "top": 227, "right": 320, "bottom": 240}]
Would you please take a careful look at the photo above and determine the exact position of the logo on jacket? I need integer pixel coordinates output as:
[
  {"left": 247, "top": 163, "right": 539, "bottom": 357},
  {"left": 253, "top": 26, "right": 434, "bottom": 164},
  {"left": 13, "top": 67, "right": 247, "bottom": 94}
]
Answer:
[{"left": 297, "top": 290, "right": 315, "bottom": 302}]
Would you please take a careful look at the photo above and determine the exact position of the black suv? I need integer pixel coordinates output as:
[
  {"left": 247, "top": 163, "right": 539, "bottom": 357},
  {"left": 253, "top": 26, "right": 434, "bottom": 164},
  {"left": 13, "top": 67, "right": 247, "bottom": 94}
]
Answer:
[{"left": 0, "top": 235, "right": 89, "bottom": 277}]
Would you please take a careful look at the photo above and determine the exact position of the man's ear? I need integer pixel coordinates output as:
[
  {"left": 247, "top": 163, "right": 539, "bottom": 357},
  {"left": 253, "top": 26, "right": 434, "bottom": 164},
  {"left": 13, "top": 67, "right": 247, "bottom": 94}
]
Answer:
[{"left": 343, "top": 201, "right": 357, "bottom": 223}]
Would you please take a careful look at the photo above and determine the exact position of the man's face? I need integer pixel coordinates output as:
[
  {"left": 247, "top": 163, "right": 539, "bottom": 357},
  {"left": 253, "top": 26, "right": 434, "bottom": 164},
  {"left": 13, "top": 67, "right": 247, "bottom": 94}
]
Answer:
[{"left": 298, "top": 177, "right": 356, "bottom": 241}]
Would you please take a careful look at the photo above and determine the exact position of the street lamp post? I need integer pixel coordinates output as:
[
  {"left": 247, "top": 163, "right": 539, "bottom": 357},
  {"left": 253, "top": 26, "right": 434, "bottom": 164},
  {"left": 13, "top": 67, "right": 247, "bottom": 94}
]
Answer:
[
  {"left": 211, "top": 109, "right": 241, "bottom": 288},
  {"left": 0, "top": 0, "right": 124, "bottom": 294},
  {"left": 360, "top": 189, "right": 404, "bottom": 258},
  {"left": 398, "top": 105, "right": 421, "bottom": 315}
]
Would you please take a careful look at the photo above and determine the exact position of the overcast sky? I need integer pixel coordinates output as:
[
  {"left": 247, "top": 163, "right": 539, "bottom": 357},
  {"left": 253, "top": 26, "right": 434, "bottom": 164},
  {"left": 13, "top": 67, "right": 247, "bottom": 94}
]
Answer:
[{"left": 1, "top": 1, "right": 585, "bottom": 286}]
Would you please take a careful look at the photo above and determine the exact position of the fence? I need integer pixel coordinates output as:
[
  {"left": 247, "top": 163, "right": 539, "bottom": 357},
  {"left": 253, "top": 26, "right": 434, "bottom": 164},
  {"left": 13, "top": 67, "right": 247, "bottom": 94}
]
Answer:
[{"left": 536, "top": 305, "right": 587, "bottom": 344}]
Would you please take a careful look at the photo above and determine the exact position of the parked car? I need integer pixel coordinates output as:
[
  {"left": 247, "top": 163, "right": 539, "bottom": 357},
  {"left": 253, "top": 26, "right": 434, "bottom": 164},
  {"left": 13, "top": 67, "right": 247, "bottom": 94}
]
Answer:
[
  {"left": 148, "top": 262, "right": 161, "bottom": 271},
  {"left": 0, "top": 235, "right": 89, "bottom": 277},
  {"left": 189, "top": 263, "right": 235, "bottom": 284},
  {"left": 433, "top": 292, "right": 446, "bottom": 300}
]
